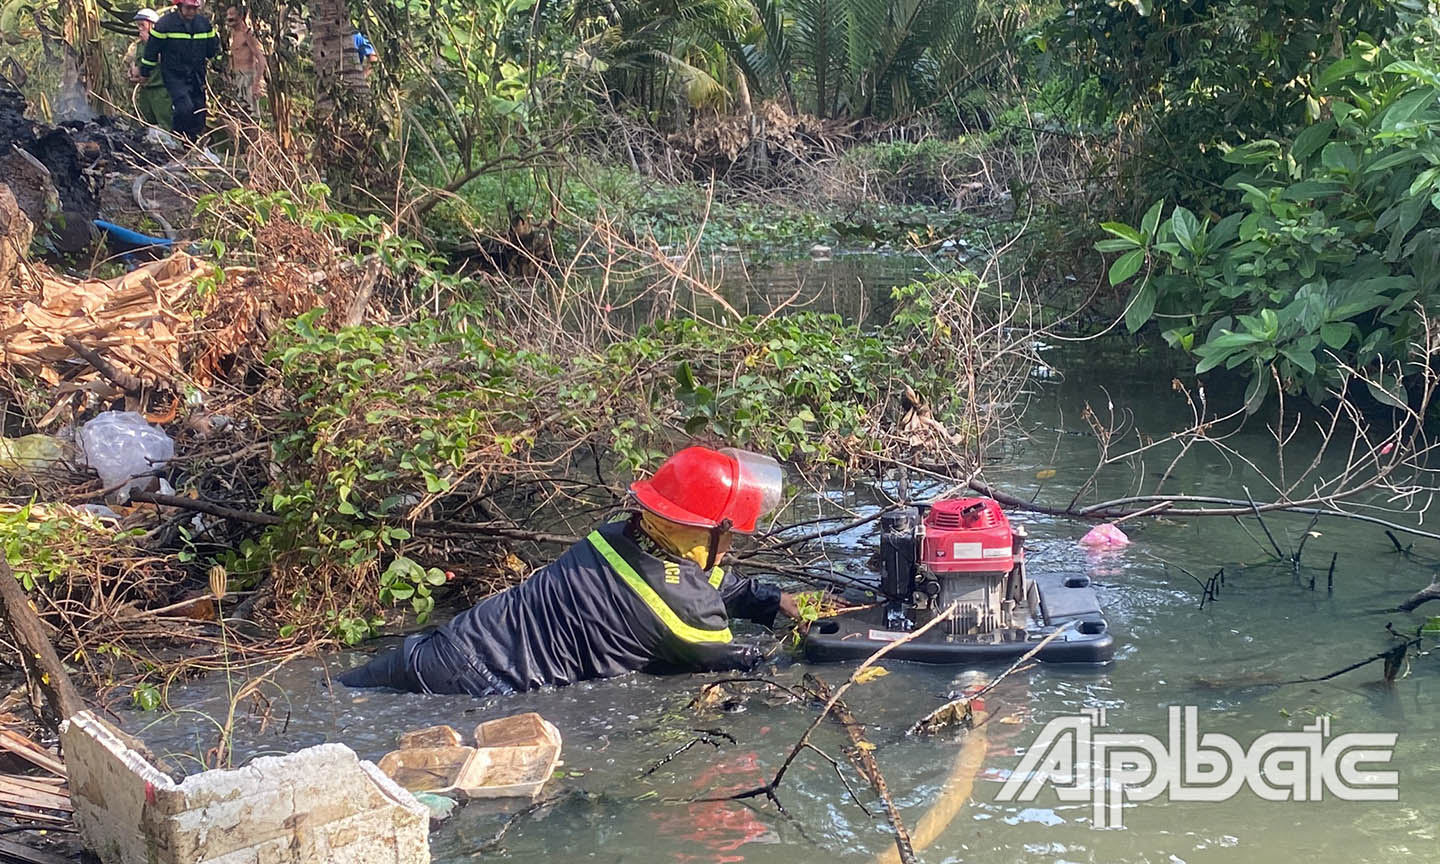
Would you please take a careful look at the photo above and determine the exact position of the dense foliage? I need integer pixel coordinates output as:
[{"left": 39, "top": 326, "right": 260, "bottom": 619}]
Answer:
[{"left": 1101, "top": 12, "right": 1440, "bottom": 409}]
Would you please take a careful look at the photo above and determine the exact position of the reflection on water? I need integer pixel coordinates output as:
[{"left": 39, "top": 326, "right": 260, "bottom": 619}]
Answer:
[{"left": 133, "top": 256, "right": 1440, "bottom": 863}]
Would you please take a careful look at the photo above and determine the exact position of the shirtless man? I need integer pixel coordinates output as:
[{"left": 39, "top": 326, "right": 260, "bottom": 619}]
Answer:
[{"left": 223, "top": 5, "right": 266, "bottom": 112}]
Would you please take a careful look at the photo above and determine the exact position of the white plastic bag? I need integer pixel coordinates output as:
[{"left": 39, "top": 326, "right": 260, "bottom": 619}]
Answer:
[{"left": 78, "top": 411, "right": 174, "bottom": 501}]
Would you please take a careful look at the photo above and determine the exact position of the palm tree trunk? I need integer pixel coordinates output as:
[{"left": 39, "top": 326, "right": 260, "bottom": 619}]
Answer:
[{"left": 309, "top": 0, "right": 367, "bottom": 112}]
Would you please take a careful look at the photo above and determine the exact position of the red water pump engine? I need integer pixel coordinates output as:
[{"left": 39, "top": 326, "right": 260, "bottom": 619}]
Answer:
[{"left": 880, "top": 497, "right": 1035, "bottom": 635}]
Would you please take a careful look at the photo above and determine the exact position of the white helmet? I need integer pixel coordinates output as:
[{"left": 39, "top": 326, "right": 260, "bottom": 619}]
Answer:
[{"left": 133, "top": 8, "right": 160, "bottom": 22}]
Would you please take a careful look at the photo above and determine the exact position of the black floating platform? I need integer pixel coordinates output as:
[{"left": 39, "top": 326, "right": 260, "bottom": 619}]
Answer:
[{"left": 803, "top": 571, "right": 1114, "bottom": 665}]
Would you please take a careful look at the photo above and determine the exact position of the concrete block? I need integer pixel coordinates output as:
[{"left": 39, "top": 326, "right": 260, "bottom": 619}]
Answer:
[{"left": 60, "top": 711, "right": 430, "bottom": 864}]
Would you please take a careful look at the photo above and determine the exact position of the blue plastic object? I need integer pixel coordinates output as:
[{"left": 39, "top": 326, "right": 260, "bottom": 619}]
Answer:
[{"left": 93, "top": 219, "right": 173, "bottom": 251}]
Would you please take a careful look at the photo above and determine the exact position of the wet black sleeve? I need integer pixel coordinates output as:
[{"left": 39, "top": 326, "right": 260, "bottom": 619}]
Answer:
[
  {"left": 717, "top": 567, "right": 782, "bottom": 628},
  {"left": 658, "top": 639, "right": 762, "bottom": 674}
]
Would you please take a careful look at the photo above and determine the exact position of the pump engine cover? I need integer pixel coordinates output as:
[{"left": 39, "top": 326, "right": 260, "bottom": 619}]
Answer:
[{"left": 921, "top": 498, "right": 1013, "bottom": 573}]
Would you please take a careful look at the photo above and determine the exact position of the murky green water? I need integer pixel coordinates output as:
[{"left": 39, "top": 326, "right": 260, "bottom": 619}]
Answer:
[{"left": 131, "top": 259, "right": 1440, "bottom": 863}]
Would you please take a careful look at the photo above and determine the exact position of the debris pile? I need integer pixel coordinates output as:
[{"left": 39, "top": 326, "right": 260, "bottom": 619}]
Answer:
[
  {"left": 668, "top": 101, "right": 857, "bottom": 176},
  {"left": 0, "top": 725, "right": 70, "bottom": 829},
  {"left": 3, "top": 237, "right": 370, "bottom": 429}
]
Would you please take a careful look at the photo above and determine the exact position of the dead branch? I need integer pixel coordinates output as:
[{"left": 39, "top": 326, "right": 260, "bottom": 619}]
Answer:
[
  {"left": 0, "top": 560, "right": 86, "bottom": 730},
  {"left": 62, "top": 335, "right": 149, "bottom": 395},
  {"left": 805, "top": 673, "right": 914, "bottom": 864},
  {"left": 702, "top": 602, "right": 956, "bottom": 855},
  {"left": 1398, "top": 582, "right": 1440, "bottom": 613}
]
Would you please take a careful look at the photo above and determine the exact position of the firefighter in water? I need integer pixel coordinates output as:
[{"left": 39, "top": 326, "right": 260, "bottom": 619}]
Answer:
[
  {"left": 139, "top": 0, "right": 220, "bottom": 141},
  {"left": 340, "top": 446, "right": 804, "bottom": 696}
]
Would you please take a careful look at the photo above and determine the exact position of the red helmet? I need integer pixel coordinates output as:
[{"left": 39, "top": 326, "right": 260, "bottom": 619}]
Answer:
[{"left": 630, "top": 446, "right": 784, "bottom": 534}]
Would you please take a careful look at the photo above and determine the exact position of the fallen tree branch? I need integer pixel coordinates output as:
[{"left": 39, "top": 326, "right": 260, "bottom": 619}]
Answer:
[
  {"left": 967, "top": 481, "right": 1440, "bottom": 543},
  {"left": 130, "top": 491, "right": 281, "bottom": 525},
  {"left": 62, "top": 335, "right": 149, "bottom": 395},
  {"left": 1398, "top": 582, "right": 1440, "bottom": 613},
  {"left": 806, "top": 673, "right": 914, "bottom": 864},
  {"left": 701, "top": 602, "right": 958, "bottom": 855},
  {"left": 126, "top": 492, "right": 581, "bottom": 547},
  {"left": 0, "top": 560, "right": 86, "bottom": 730}
]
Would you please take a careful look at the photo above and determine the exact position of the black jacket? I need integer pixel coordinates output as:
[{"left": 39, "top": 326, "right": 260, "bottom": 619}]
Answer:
[
  {"left": 139, "top": 9, "right": 219, "bottom": 81},
  {"left": 340, "top": 518, "right": 783, "bottom": 695}
]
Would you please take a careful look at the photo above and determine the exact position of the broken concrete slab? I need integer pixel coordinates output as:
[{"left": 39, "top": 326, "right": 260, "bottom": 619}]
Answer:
[{"left": 60, "top": 711, "right": 430, "bottom": 864}]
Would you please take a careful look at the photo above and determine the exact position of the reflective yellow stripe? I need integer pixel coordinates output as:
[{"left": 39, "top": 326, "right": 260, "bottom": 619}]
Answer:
[
  {"left": 155, "top": 30, "right": 216, "bottom": 39},
  {"left": 140, "top": 57, "right": 158, "bottom": 66},
  {"left": 709, "top": 567, "right": 724, "bottom": 589},
  {"left": 588, "top": 531, "right": 732, "bottom": 644}
]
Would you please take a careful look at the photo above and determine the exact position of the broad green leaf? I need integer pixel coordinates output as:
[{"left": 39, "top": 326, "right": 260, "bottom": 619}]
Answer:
[
  {"left": 1408, "top": 166, "right": 1440, "bottom": 197},
  {"left": 1109, "top": 249, "right": 1146, "bottom": 286},
  {"left": 1243, "top": 365, "right": 1270, "bottom": 413},
  {"left": 1221, "top": 140, "right": 1281, "bottom": 165},
  {"left": 1095, "top": 238, "right": 1138, "bottom": 252},
  {"left": 1281, "top": 180, "right": 1346, "bottom": 200},
  {"left": 1318, "top": 57, "right": 1365, "bottom": 89},
  {"left": 1320, "top": 322, "right": 1351, "bottom": 349},
  {"left": 1320, "top": 142, "right": 1358, "bottom": 174},
  {"left": 1366, "top": 150, "right": 1423, "bottom": 173},
  {"left": 1170, "top": 207, "right": 1199, "bottom": 252},
  {"left": 1124, "top": 279, "right": 1156, "bottom": 333},
  {"left": 1366, "top": 377, "right": 1409, "bottom": 410},
  {"left": 1383, "top": 60, "right": 1440, "bottom": 87},
  {"left": 1280, "top": 346, "right": 1317, "bottom": 375},
  {"left": 1382, "top": 87, "right": 1437, "bottom": 131},
  {"left": 1141, "top": 199, "right": 1165, "bottom": 240},
  {"left": 1291, "top": 120, "right": 1334, "bottom": 163},
  {"left": 1099, "top": 222, "right": 1144, "bottom": 246}
]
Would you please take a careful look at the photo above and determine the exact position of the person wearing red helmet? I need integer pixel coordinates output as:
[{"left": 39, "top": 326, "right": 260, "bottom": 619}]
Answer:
[{"left": 340, "top": 446, "right": 803, "bottom": 696}]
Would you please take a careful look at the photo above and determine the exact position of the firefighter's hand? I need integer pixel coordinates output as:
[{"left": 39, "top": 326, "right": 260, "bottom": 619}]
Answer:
[
  {"left": 779, "top": 592, "right": 811, "bottom": 635},
  {"left": 779, "top": 592, "right": 801, "bottom": 620}
]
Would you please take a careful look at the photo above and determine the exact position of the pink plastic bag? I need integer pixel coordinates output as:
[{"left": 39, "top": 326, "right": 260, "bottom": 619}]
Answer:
[{"left": 1079, "top": 523, "right": 1130, "bottom": 548}]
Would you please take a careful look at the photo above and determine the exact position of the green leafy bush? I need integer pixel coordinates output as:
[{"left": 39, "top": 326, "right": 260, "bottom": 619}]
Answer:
[{"left": 1100, "top": 26, "right": 1440, "bottom": 410}]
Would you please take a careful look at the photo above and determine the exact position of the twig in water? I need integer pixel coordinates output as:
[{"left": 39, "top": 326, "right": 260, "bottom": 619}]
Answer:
[
  {"left": 1384, "top": 530, "right": 1413, "bottom": 556},
  {"left": 640, "top": 729, "right": 736, "bottom": 777},
  {"left": 1398, "top": 580, "right": 1440, "bottom": 612},
  {"left": 474, "top": 793, "right": 567, "bottom": 853},
  {"left": 1243, "top": 485, "right": 1286, "bottom": 560},
  {"left": 1263, "top": 638, "right": 1420, "bottom": 688},
  {"left": 801, "top": 743, "right": 872, "bottom": 817},
  {"left": 805, "top": 673, "right": 912, "bottom": 862},
  {"left": 700, "top": 602, "right": 960, "bottom": 859},
  {"left": 1292, "top": 511, "right": 1322, "bottom": 570},
  {"left": 1232, "top": 515, "right": 1276, "bottom": 559},
  {"left": 1327, "top": 553, "right": 1336, "bottom": 594}
]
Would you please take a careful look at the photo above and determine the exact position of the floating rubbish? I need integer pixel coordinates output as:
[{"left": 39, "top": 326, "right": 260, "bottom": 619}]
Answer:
[
  {"left": 77, "top": 411, "right": 173, "bottom": 501},
  {"left": 398, "top": 724, "right": 464, "bottom": 749},
  {"left": 0, "top": 434, "right": 70, "bottom": 473},
  {"left": 413, "top": 792, "right": 458, "bottom": 822},
  {"left": 810, "top": 244, "right": 833, "bottom": 259},
  {"left": 1079, "top": 523, "right": 1130, "bottom": 548},
  {"left": 379, "top": 712, "right": 562, "bottom": 801}
]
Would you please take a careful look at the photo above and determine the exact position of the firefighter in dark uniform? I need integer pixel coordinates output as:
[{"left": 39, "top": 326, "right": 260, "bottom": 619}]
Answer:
[
  {"left": 340, "top": 447, "right": 803, "bottom": 695},
  {"left": 139, "top": 0, "right": 220, "bottom": 140}
]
